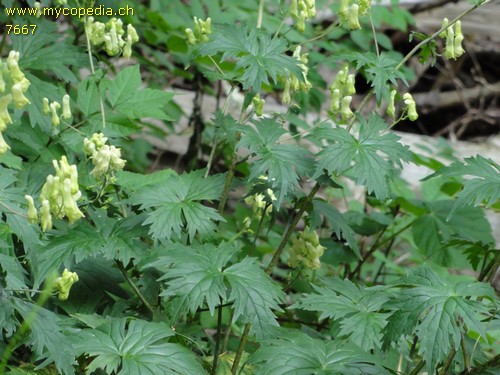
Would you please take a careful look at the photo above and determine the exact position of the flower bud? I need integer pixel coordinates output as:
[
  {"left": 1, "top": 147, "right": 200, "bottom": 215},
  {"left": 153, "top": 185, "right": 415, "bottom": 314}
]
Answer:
[
  {"left": 34, "top": 2, "right": 42, "bottom": 17},
  {"left": 439, "top": 18, "right": 449, "bottom": 39},
  {"left": 0, "top": 70, "right": 5, "bottom": 93},
  {"left": 296, "top": 11, "right": 306, "bottom": 32},
  {"left": 403, "top": 93, "right": 418, "bottom": 121},
  {"left": 453, "top": 21, "right": 465, "bottom": 58},
  {"left": 348, "top": 4, "right": 361, "bottom": 30},
  {"left": 282, "top": 80, "right": 291, "bottom": 104},
  {"left": 49, "top": 101, "right": 61, "bottom": 127},
  {"left": 42, "top": 97, "right": 50, "bottom": 114},
  {"left": 55, "top": 269, "right": 79, "bottom": 301},
  {"left": 345, "top": 74, "right": 356, "bottom": 96},
  {"left": 290, "top": 0, "right": 299, "bottom": 19},
  {"left": 252, "top": 95, "right": 265, "bottom": 116},
  {"left": 444, "top": 27, "right": 455, "bottom": 60},
  {"left": 11, "top": 83, "right": 30, "bottom": 108},
  {"left": 127, "top": 24, "right": 139, "bottom": 43},
  {"left": 0, "top": 94, "right": 12, "bottom": 131},
  {"left": 7, "top": 51, "right": 24, "bottom": 82},
  {"left": 62, "top": 178, "right": 84, "bottom": 223},
  {"left": 340, "top": 95, "right": 354, "bottom": 119},
  {"left": 25, "top": 195, "right": 38, "bottom": 224},
  {"left": 0, "top": 131, "right": 10, "bottom": 154},
  {"left": 387, "top": 89, "right": 396, "bottom": 118},
  {"left": 40, "top": 199, "right": 52, "bottom": 231},
  {"left": 185, "top": 28, "right": 196, "bottom": 46},
  {"left": 358, "top": 0, "right": 371, "bottom": 15},
  {"left": 329, "top": 88, "right": 341, "bottom": 114},
  {"left": 62, "top": 94, "right": 71, "bottom": 120}
]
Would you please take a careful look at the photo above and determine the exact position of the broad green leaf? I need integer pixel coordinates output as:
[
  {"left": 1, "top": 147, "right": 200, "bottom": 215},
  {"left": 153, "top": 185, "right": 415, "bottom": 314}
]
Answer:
[
  {"left": 196, "top": 25, "right": 303, "bottom": 93},
  {"left": 31, "top": 215, "right": 146, "bottom": 289},
  {"left": 382, "top": 266, "right": 498, "bottom": 373},
  {"left": 411, "top": 200, "right": 494, "bottom": 265},
  {"left": 0, "top": 254, "right": 27, "bottom": 291},
  {"left": 14, "top": 300, "right": 76, "bottom": 375},
  {"left": 74, "top": 318, "right": 205, "bottom": 375},
  {"left": 292, "top": 278, "right": 390, "bottom": 350},
  {"left": 238, "top": 118, "right": 314, "bottom": 207},
  {"left": 424, "top": 156, "right": 500, "bottom": 218},
  {"left": 147, "top": 242, "right": 284, "bottom": 338},
  {"left": 77, "top": 75, "right": 101, "bottom": 117},
  {"left": 250, "top": 330, "right": 393, "bottom": 374},
  {"left": 131, "top": 170, "right": 226, "bottom": 241},
  {"left": 106, "top": 65, "right": 174, "bottom": 121},
  {"left": 313, "top": 114, "right": 411, "bottom": 200}
]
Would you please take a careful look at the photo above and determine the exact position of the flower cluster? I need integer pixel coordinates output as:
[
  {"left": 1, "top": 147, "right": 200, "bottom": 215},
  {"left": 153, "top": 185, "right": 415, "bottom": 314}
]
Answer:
[
  {"left": 84, "top": 133, "right": 126, "bottom": 179},
  {"left": 25, "top": 156, "right": 84, "bottom": 231},
  {"left": 288, "top": 227, "right": 325, "bottom": 270},
  {"left": 185, "top": 17, "right": 212, "bottom": 46},
  {"left": 339, "top": 0, "right": 371, "bottom": 30},
  {"left": 85, "top": 17, "right": 139, "bottom": 59},
  {"left": 290, "top": 0, "right": 316, "bottom": 32},
  {"left": 0, "top": 51, "right": 31, "bottom": 154},
  {"left": 55, "top": 269, "right": 79, "bottom": 301},
  {"left": 387, "top": 90, "right": 419, "bottom": 121},
  {"left": 243, "top": 176, "right": 277, "bottom": 227},
  {"left": 42, "top": 94, "right": 72, "bottom": 128},
  {"left": 440, "top": 19, "right": 465, "bottom": 60},
  {"left": 329, "top": 64, "right": 356, "bottom": 120},
  {"left": 282, "top": 46, "right": 312, "bottom": 105}
]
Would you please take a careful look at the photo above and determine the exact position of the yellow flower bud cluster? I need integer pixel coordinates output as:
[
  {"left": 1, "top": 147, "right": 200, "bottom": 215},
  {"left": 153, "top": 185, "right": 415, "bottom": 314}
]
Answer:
[
  {"left": 26, "top": 156, "right": 84, "bottom": 231},
  {"left": 42, "top": 94, "right": 72, "bottom": 128},
  {"left": 55, "top": 269, "right": 79, "bottom": 301},
  {"left": 0, "top": 51, "right": 31, "bottom": 154},
  {"left": 329, "top": 64, "right": 356, "bottom": 120},
  {"left": 84, "top": 133, "right": 126, "bottom": 179},
  {"left": 85, "top": 17, "right": 139, "bottom": 59},
  {"left": 386, "top": 90, "right": 418, "bottom": 121},
  {"left": 185, "top": 17, "right": 212, "bottom": 46},
  {"left": 440, "top": 19, "right": 465, "bottom": 60},
  {"left": 244, "top": 176, "right": 277, "bottom": 224},
  {"left": 290, "top": 0, "right": 316, "bottom": 33},
  {"left": 282, "top": 46, "right": 312, "bottom": 105},
  {"left": 339, "top": 0, "right": 371, "bottom": 30},
  {"left": 288, "top": 227, "right": 325, "bottom": 270}
]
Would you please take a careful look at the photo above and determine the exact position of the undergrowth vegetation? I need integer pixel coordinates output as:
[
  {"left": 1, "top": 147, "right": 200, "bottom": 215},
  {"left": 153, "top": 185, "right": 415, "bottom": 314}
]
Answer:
[{"left": 0, "top": 0, "right": 499, "bottom": 374}]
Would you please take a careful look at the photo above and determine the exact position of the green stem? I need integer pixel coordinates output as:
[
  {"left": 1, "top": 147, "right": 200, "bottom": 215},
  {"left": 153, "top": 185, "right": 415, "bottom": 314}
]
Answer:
[
  {"left": 218, "top": 146, "right": 238, "bottom": 214},
  {"left": 257, "top": 0, "right": 265, "bottom": 29},
  {"left": 231, "top": 323, "right": 251, "bottom": 374},
  {"left": 116, "top": 261, "right": 155, "bottom": 315},
  {"left": 440, "top": 347, "right": 457, "bottom": 375},
  {"left": 369, "top": 13, "right": 380, "bottom": 57},
  {"left": 409, "top": 360, "right": 426, "bottom": 375},
  {"left": 211, "top": 300, "right": 224, "bottom": 375},
  {"left": 461, "top": 332, "right": 470, "bottom": 372}
]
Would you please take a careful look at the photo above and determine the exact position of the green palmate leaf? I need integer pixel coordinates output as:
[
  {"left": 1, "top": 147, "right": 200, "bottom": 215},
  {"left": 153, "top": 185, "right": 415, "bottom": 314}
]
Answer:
[
  {"left": 339, "top": 52, "right": 408, "bottom": 104},
  {"left": 31, "top": 215, "right": 147, "bottom": 289},
  {"left": 238, "top": 118, "right": 314, "bottom": 207},
  {"left": 131, "top": 170, "right": 226, "bottom": 241},
  {"left": 411, "top": 200, "right": 494, "bottom": 265},
  {"left": 250, "top": 329, "right": 393, "bottom": 374},
  {"left": 311, "top": 199, "right": 360, "bottom": 258},
  {"left": 313, "top": 114, "right": 411, "bottom": 200},
  {"left": 196, "top": 24, "right": 303, "bottom": 93},
  {"left": 77, "top": 75, "right": 101, "bottom": 117},
  {"left": 147, "top": 242, "right": 284, "bottom": 338},
  {"left": 424, "top": 156, "right": 500, "bottom": 218},
  {"left": 74, "top": 318, "right": 205, "bottom": 375},
  {"left": 292, "top": 278, "right": 390, "bottom": 351},
  {"left": 106, "top": 65, "right": 174, "bottom": 120},
  {"left": 382, "top": 265, "right": 498, "bottom": 373},
  {"left": 14, "top": 300, "right": 76, "bottom": 375}
]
